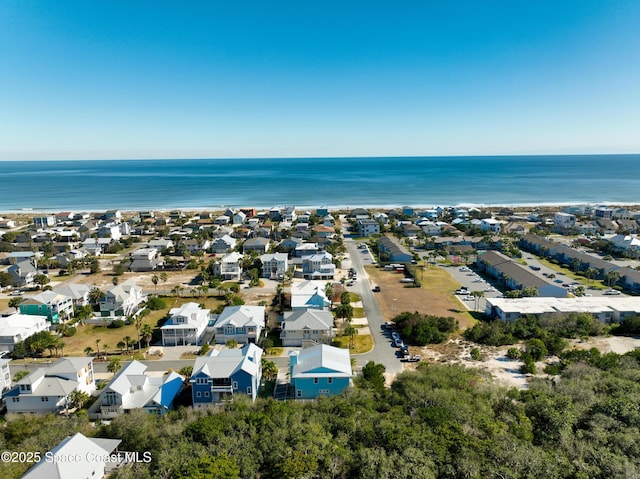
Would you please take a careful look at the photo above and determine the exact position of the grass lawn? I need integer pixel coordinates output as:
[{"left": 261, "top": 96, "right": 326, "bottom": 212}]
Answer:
[
  {"left": 366, "top": 265, "right": 475, "bottom": 329},
  {"left": 0, "top": 298, "right": 9, "bottom": 311},
  {"left": 536, "top": 258, "right": 607, "bottom": 289},
  {"left": 61, "top": 295, "right": 225, "bottom": 356},
  {"left": 352, "top": 307, "right": 365, "bottom": 318},
  {"left": 333, "top": 334, "right": 373, "bottom": 354},
  {"left": 348, "top": 292, "right": 361, "bottom": 302}
]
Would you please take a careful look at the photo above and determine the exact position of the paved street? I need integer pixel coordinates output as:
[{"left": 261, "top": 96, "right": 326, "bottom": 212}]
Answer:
[{"left": 343, "top": 237, "right": 403, "bottom": 375}]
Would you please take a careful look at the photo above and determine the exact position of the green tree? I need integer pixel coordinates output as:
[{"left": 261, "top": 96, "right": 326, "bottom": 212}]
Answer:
[
  {"left": 34, "top": 273, "right": 50, "bottom": 288},
  {"left": 226, "top": 339, "right": 238, "bottom": 349},
  {"left": 69, "top": 390, "right": 90, "bottom": 409},
  {"left": 107, "top": 358, "right": 122, "bottom": 374},
  {"left": 8, "top": 296, "right": 23, "bottom": 311},
  {"left": 141, "top": 323, "right": 153, "bottom": 348},
  {"left": 358, "top": 361, "right": 386, "bottom": 392},
  {"left": 151, "top": 274, "right": 159, "bottom": 294},
  {"left": 344, "top": 324, "right": 358, "bottom": 349}
]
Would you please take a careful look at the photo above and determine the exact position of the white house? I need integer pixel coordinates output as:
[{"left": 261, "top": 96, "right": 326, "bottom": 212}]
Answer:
[
  {"left": 0, "top": 358, "right": 12, "bottom": 395},
  {"left": 480, "top": 218, "right": 502, "bottom": 234},
  {"left": 260, "top": 252, "right": 288, "bottom": 279},
  {"left": 212, "top": 252, "right": 244, "bottom": 280},
  {"left": 5, "top": 357, "right": 95, "bottom": 413},
  {"left": 214, "top": 305, "right": 265, "bottom": 344},
  {"left": 554, "top": 212, "right": 576, "bottom": 230},
  {"left": 88, "top": 360, "right": 184, "bottom": 419},
  {"left": 20, "top": 433, "right": 121, "bottom": 479},
  {"left": 280, "top": 309, "right": 334, "bottom": 347},
  {"left": 53, "top": 283, "right": 95, "bottom": 307},
  {"left": 128, "top": 247, "right": 162, "bottom": 272},
  {"left": 357, "top": 219, "right": 380, "bottom": 237},
  {"left": 0, "top": 313, "right": 49, "bottom": 353},
  {"left": 161, "top": 302, "right": 211, "bottom": 346},
  {"left": 301, "top": 252, "right": 335, "bottom": 280},
  {"left": 100, "top": 280, "right": 146, "bottom": 317},
  {"left": 290, "top": 280, "right": 330, "bottom": 310}
]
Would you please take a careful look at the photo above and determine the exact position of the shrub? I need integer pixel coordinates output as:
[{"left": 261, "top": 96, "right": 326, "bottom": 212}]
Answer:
[
  {"left": 521, "top": 357, "right": 536, "bottom": 374},
  {"left": 108, "top": 319, "right": 125, "bottom": 329},
  {"left": 470, "top": 347, "right": 481, "bottom": 361},
  {"left": 506, "top": 347, "right": 522, "bottom": 360},
  {"left": 63, "top": 326, "right": 77, "bottom": 337},
  {"left": 147, "top": 296, "right": 166, "bottom": 310}
]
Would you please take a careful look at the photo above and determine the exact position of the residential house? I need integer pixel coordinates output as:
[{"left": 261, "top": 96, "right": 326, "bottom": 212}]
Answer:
[
  {"left": 104, "top": 209, "right": 122, "bottom": 222},
  {"left": 232, "top": 211, "right": 247, "bottom": 225},
  {"left": 0, "top": 313, "right": 49, "bottom": 353},
  {"left": 148, "top": 238, "right": 175, "bottom": 251},
  {"left": 313, "top": 225, "right": 335, "bottom": 239},
  {"left": 5, "top": 357, "right": 95, "bottom": 413},
  {"left": 100, "top": 280, "right": 146, "bottom": 317},
  {"left": 215, "top": 215, "right": 231, "bottom": 225},
  {"left": 260, "top": 252, "right": 288, "bottom": 279},
  {"left": 402, "top": 223, "right": 421, "bottom": 238},
  {"left": 290, "top": 280, "right": 330, "bottom": 310},
  {"left": 282, "top": 206, "right": 297, "bottom": 223},
  {"left": 127, "top": 247, "right": 162, "bottom": 272},
  {"left": 213, "top": 305, "right": 265, "bottom": 344},
  {"left": 98, "top": 223, "right": 122, "bottom": 241},
  {"left": 161, "top": 302, "right": 211, "bottom": 346},
  {"left": 594, "top": 207, "right": 613, "bottom": 220},
  {"left": 191, "top": 343, "right": 263, "bottom": 407},
  {"left": 0, "top": 217, "right": 16, "bottom": 228},
  {"left": 357, "top": 219, "right": 380, "bottom": 237},
  {"left": 609, "top": 234, "right": 640, "bottom": 257},
  {"left": 0, "top": 358, "right": 12, "bottom": 395},
  {"left": 301, "top": 252, "right": 335, "bottom": 280},
  {"left": 295, "top": 242, "right": 320, "bottom": 257},
  {"left": 89, "top": 360, "right": 183, "bottom": 419},
  {"left": 277, "top": 237, "right": 303, "bottom": 254},
  {"left": 8, "top": 259, "right": 37, "bottom": 287},
  {"left": 243, "top": 237, "right": 270, "bottom": 254},
  {"left": 53, "top": 283, "right": 94, "bottom": 308},
  {"left": 554, "top": 212, "right": 576, "bottom": 231},
  {"left": 316, "top": 207, "right": 329, "bottom": 217},
  {"left": 480, "top": 218, "right": 502, "bottom": 234},
  {"left": 33, "top": 215, "right": 56, "bottom": 229},
  {"left": 212, "top": 252, "right": 244, "bottom": 280},
  {"left": 20, "top": 432, "right": 121, "bottom": 479},
  {"left": 182, "top": 239, "right": 211, "bottom": 254},
  {"left": 280, "top": 309, "right": 334, "bottom": 347},
  {"left": 211, "top": 234, "right": 237, "bottom": 253},
  {"left": 19, "top": 291, "right": 74, "bottom": 323},
  {"left": 289, "top": 344, "right": 352, "bottom": 399}
]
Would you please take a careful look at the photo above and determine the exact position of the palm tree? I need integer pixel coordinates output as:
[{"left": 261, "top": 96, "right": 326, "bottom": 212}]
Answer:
[
  {"left": 471, "top": 290, "right": 484, "bottom": 312},
  {"left": 325, "top": 282, "right": 334, "bottom": 309},
  {"left": 107, "top": 358, "right": 122, "bottom": 374},
  {"left": 84, "top": 346, "right": 94, "bottom": 356},
  {"left": 160, "top": 272, "right": 168, "bottom": 293},
  {"left": 261, "top": 358, "right": 278, "bottom": 383},
  {"left": 95, "top": 338, "right": 101, "bottom": 358},
  {"left": 585, "top": 267, "right": 598, "bottom": 284},
  {"left": 344, "top": 324, "right": 358, "bottom": 349},
  {"left": 141, "top": 324, "right": 153, "bottom": 348},
  {"left": 134, "top": 317, "right": 143, "bottom": 351},
  {"left": 151, "top": 274, "right": 159, "bottom": 294},
  {"left": 124, "top": 336, "right": 133, "bottom": 354},
  {"left": 117, "top": 340, "right": 126, "bottom": 354},
  {"left": 605, "top": 270, "right": 621, "bottom": 289},
  {"left": 102, "top": 343, "right": 109, "bottom": 359}
]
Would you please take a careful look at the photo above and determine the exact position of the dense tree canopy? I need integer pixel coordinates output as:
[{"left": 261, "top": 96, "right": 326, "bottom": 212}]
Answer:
[{"left": 5, "top": 351, "right": 640, "bottom": 478}]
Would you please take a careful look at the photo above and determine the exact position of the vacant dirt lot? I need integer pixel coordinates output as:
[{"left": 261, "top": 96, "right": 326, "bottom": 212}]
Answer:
[{"left": 366, "top": 265, "right": 475, "bottom": 329}]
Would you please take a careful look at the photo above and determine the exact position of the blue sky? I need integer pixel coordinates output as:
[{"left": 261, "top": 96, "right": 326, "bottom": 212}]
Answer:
[{"left": 1, "top": 1, "right": 639, "bottom": 160}]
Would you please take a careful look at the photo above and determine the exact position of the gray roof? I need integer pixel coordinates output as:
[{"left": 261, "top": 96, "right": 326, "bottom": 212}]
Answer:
[
  {"left": 215, "top": 305, "right": 265, "bottom": 329},
  {"left": 21, "top": 433, "right": 121, "bottom": 479},
  {"left": 192, "top": 343, "right": 262, "bottom": 380},
  {"left": 46, "top": 357, "right": 92, "bottom": 376},
  {"left": 291, "top": 344, "right": 352, "bottom": 378},
  {"left": 282, "top": 309, "right": 333, "bottom": 332}
]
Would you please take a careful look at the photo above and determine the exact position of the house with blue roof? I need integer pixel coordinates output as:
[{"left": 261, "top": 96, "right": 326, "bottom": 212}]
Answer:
[
  {"left": 88, "top": 360, "right": 184, "bottom": 419},
  {"left": 289, "top": 344, "right": 352, "bottom": 399},
  {"left": 190, "top": 343, "right": 263, "bottom": 407}
]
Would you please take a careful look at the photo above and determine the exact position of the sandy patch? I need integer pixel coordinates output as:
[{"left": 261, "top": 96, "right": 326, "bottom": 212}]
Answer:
[{"left": 569, "top": 335, "right": 640, "bottom": 354}]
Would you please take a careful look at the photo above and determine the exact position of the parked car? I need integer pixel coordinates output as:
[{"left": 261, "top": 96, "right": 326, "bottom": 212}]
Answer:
[
  {"left": 372, "top": 285, "right": 381, "bottom": 292},
  {"left": 394, "top": 338, "right": 404, "bottom": 348},
  {"left": 604, "top": 289, "right": 621, "bottom": 295}
]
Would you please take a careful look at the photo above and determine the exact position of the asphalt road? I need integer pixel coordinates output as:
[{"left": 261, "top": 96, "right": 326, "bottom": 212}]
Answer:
[{"left": 343, "top": 237, "right": 403, "bottom": 374}]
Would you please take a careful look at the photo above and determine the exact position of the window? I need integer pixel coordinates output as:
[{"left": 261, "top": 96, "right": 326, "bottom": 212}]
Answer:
[
  {"left": 196, "top": 378, "right": 208, "bottom": 384},
  {"left": 232, "top": 381, "right": 238, "bottom": 389},
  {"left": 246, "top": 387, "right": 252, "bottom": 395},
  {"left": 204, "top": 392, "right": 209, "bottom": 397},
  {"left": 41, "top": 396, "right": 49, "bottom": 402},
  {"left": 297, "top": 390, "right": 302, "bottom": 397},
  {"left": 313, "top": 377, "right": 319, "bottom": 384},
  {"left": 12, "top": 397, "right": 19, "bottom": 402},
  {"left": 327, "top": 377, "right": 333, "bottom": 384},
  {"left": 196, "top": 392, "right": 201, "bottom": 398}
]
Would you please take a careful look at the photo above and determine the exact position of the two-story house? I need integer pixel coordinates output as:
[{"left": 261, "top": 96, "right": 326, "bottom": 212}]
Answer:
[
  {"left": 0, "top": 313, "right": 49, "bottom": 353},
  {"left": 5, "top": 357, "right": 95, "bottom": 413},
  {"left": 301, "top": 251, "right": 335, "bottom": 280},
  {"left": 289, "top": 344, "right": 352, "bottom": 399},
  {"left": 88, "top": 360, "right": 183, "bottom": 419},
  {"left": 214, "top": 305, "right": 265, "bottom": 344},
  {"left": 191, "top": 343, "right": 263, "bottom": 407},
  {"left": 19, "top": 291, "right": 74, "bottom": 323},
  {"left": 212, "top": 252, "right": 244, "bottom": 280},
  {"left": 161, "top": 302, "right": 211, "bottom": 346},
  {"left": 280, "top": 309, "right": 334, "bottom": 347},
  {"left": 100, "top": 280, "right": 146, "bottom": 317}
]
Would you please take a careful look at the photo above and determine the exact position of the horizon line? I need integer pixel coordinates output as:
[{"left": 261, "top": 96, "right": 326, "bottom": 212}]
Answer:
[{"left": 1, "top": 152, "right": 639, "bottom": 162}]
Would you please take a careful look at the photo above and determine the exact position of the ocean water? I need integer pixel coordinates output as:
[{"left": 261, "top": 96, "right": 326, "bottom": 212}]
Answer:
[{"left": 0, "top": 155, "right": 639, "bottom": 211}]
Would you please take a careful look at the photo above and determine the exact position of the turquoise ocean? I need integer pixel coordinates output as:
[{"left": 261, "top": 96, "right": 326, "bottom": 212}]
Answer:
[{"left": 1, "top": 155, "right": 639, "bottom": 211}]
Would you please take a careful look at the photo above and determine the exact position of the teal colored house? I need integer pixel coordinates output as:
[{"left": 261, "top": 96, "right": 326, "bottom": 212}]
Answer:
[
  {"left": 289, "top": 344, "right": 352, "bottom": 399},
  {"left": 19, "top": 291, "right": 74, "bottom": 323}
]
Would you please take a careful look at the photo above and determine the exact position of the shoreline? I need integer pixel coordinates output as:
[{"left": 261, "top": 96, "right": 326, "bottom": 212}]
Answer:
[{"left": 2, "top": 201, "right": 640, "bottom": 217}]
